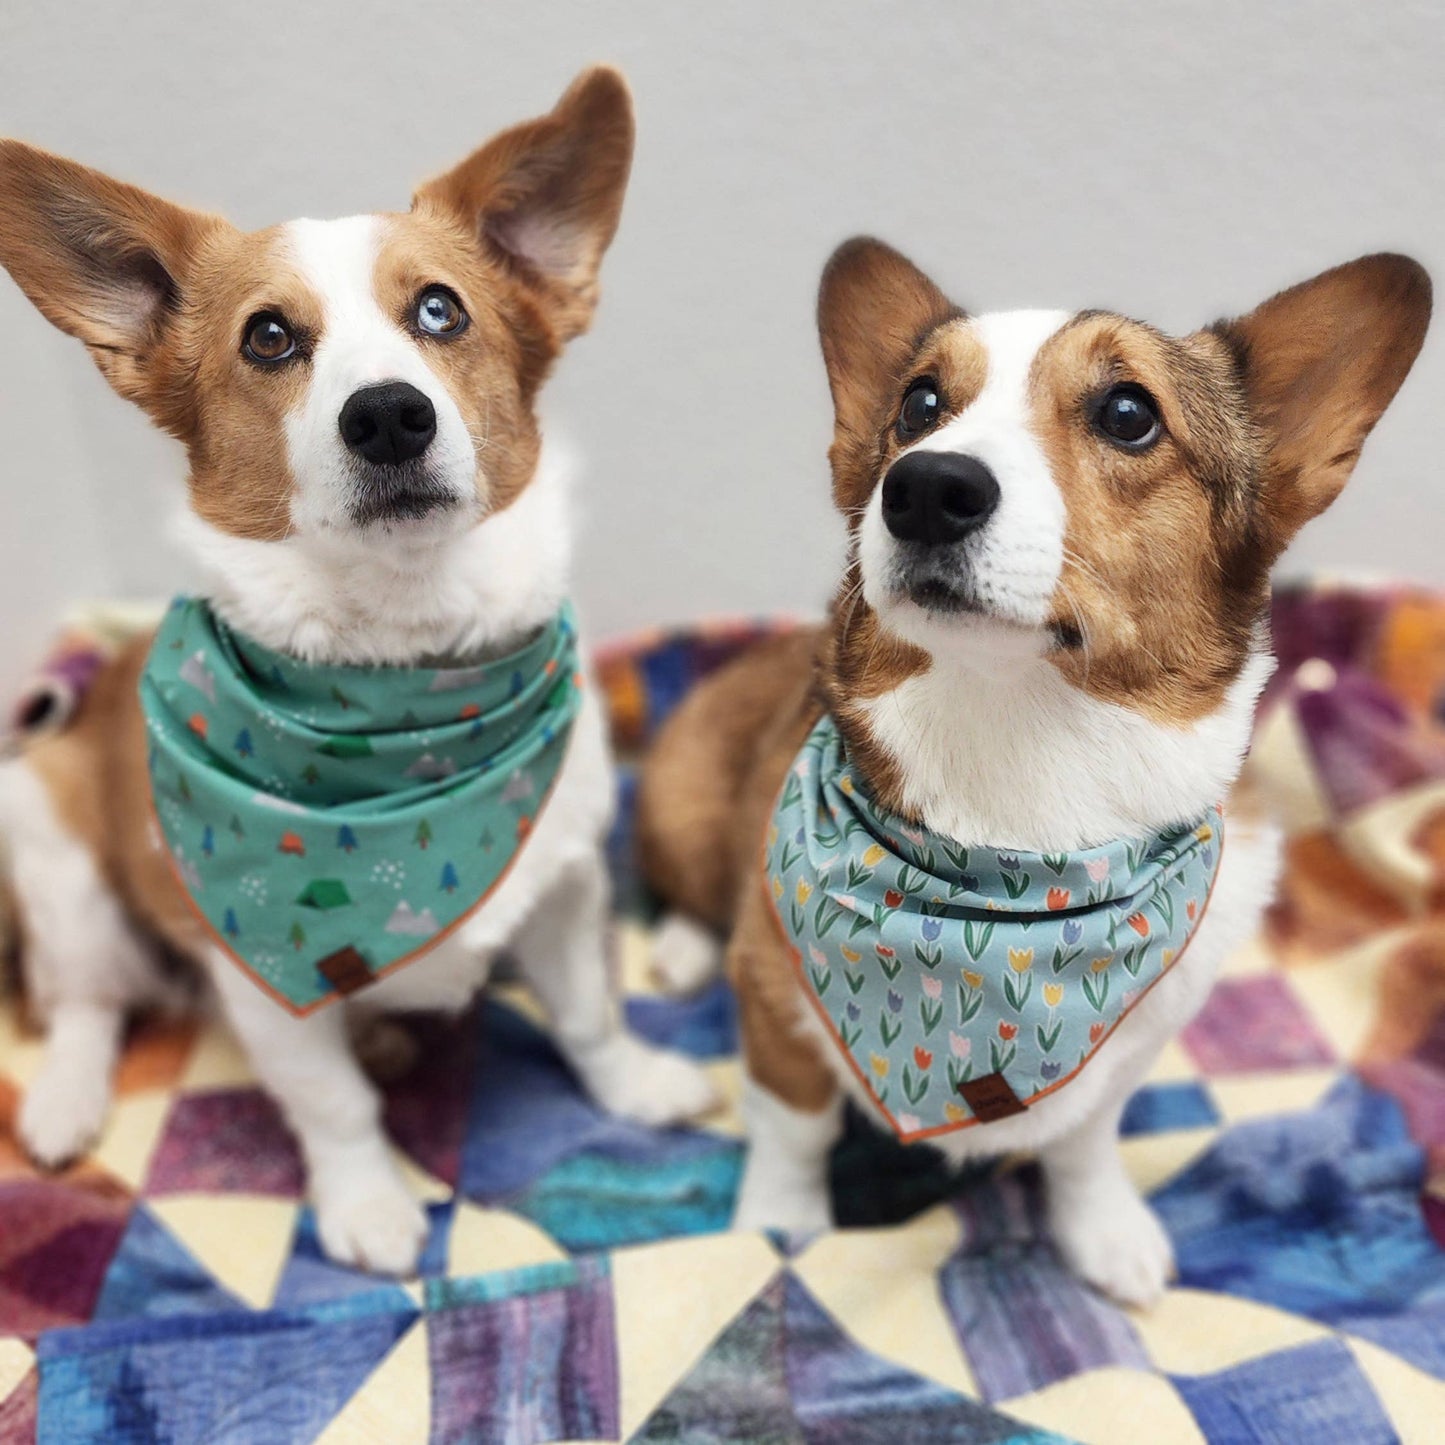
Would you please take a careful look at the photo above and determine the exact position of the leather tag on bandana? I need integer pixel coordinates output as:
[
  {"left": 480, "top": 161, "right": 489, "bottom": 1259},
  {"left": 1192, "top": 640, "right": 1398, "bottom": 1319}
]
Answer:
[
  {"left": 958, "top": 1073, "right": 1027, "bottom": 1122},
  {"left": 315, "top": 946, "right": 373, "bottom": 996}
]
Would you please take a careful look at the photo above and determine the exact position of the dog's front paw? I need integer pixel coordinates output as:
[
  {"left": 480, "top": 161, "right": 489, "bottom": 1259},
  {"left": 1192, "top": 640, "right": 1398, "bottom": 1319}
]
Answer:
[
  {"left": 19, "top": 1061, "right": 111, "bottom": 1169},
  {"left": 580, "top": 1033, "right": 721, "bottom": 1127},
  {"left": 313, "top": 1163, "right": 428, "bottom": 1276},
  {"left": 1049, "top": 1181, "right": 1175, "bottom": 1308}
]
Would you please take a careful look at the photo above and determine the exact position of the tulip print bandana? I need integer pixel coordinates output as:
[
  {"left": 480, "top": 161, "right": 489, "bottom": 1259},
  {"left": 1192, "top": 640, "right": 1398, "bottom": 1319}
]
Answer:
[
  {"left": 142, "top": 596, "right": 582, "bottom": 1015},
  {"left": 765, "top": 716, "right": 1223, "bottom": 1142}
]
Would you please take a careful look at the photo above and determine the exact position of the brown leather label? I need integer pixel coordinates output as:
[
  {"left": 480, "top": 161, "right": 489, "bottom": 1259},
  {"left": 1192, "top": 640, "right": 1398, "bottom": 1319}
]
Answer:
[
  {"left": 957, "top": 1072, "right": 1027, "bottom": 1122},
  {"left": 315, "top": 945, "right": 373, "bottom": 995}
]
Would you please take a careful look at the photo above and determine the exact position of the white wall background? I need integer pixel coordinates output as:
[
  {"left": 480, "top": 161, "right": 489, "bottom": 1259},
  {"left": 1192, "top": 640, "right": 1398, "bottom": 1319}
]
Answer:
[{"left": 1, "top": 0, "right": 1440, "bottom": 699}]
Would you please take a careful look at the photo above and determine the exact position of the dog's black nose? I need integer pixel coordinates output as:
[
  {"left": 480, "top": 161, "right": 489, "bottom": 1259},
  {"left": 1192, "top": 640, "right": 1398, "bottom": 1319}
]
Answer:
[
  {"left": 881, "top": 451, "right": 1000, "bottom": 545},
  {"left": 339, "top": 382, "right": 437, "bottom": 466}
]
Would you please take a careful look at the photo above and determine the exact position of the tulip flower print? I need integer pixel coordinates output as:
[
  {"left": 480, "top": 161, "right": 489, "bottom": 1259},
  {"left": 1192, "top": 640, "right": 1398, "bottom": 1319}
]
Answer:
[
  {"left": 1043, "top": 983, "right": 1063, "bottom": 1008},
  {"left": 1004, "top": 948, "right": 1034, "bottom": 1009},
  {"left": 921, "top": 916, "right": 943, "bottom": 942},
  {"left": 1040, "top": 1060, "right": 1062, "bottom": 1081},
  {"left": 897, "top": 1112, "right": 922, "bottom": 1134},
  {"left": 1086, "top": 856, "right": 1111, "bottom": 882},
  {"left": 992, "top": 1019, "right": 1018, "bottom": 1072},
  {"left": 921, "top": 974, "right": 943, "bottom": 1000},
  {"left": 862, "top": 843, "right": 887, "bottom": 868},
  {"left": 1061, "top": 919, "right": 1083, "bottom": 945},
  {"left": 886, "top": 989, "right": 904, "bottom": 1014},
  {"left": 949, "top": 1032, "right": 971, "bottom": 1060},
  {"left": 1126, "top": 913, "right": 1150, "bottom": 937},
  {"left": 913, "top": 1046, "right": 933, "bottom": 1071},
  {"left": 884, "top": 889, "right": 904, "bottom": 908},
  {"left": 1046, "top": 887, "right": 1071, "bottom": 911},
  {"left": 870, "top": 1053, "right": 890, "bottom": 1078},
  {"left": 795, "top": 878, "right": 812, "bottom": 904},
  {"left": 1089, "top": 1021, "right": 1106, "bottom": 1044}
]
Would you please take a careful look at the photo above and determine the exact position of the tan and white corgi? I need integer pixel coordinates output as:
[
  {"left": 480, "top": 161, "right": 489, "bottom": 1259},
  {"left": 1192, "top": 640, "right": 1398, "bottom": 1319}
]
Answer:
[
  {"left": 638, "top": 238, "right": 1430, "bottom": 1305},
  {"left": 0, "top": 67, "right": 717, "bottom": 1276}
]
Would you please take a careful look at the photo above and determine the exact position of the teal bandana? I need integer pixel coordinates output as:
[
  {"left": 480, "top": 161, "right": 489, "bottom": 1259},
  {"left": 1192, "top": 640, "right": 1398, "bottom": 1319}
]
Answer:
[
  {"left": 765, "top": 716, "right": 1222, "bottom": 1142},
  {"left": 141, "top": 597, "right": 582, "bottom": 1015}
]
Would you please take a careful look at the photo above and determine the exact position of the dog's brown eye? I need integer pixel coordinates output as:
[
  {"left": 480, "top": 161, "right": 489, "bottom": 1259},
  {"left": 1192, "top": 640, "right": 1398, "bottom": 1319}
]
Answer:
[
  {"left": 1095, "top": 384, "right": 1161, "bottom": 448},
  {"left": 416, "top": 287, "right": 468, "bottom": 338},
  {"left": 897, "top": 379, "right": 942, "bottom": 438},
  {"left": 243, "top": 313, "right": 295, "bottom": 365}
]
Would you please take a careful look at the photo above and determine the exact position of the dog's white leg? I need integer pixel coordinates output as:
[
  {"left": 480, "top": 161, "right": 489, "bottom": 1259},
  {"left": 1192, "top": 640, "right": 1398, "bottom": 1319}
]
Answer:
[
  {"left": 732, "top": 1074, "right": 842, "bottom": 1235},
  {"left": 512, "top": 849, "right": 720, "bottom": 1125},
  {"left": 1, "top": 760, "right": 153, "bottom": 1167},
  {"left": 210, "top": 959, "right": 427, "bottom": 1275},
  {"left": 19, "top": 1000, "right": 125, "bottom": 1168},
  {"left": 1038, "top": 1093, "right": 1174, "bottom": 1308},
  {"left": 649, "top": 911, "right": 724, "bottom": 996}
]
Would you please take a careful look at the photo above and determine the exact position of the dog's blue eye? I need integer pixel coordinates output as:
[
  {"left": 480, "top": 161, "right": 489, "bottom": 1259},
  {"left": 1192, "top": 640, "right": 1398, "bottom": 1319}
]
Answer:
[
  {"left": 416, "top": 287, "right": 468, "bottom": 338},
  {"left": 897, "top": 379, "right": 942, "bottom": 437},
  {"left": 1096, "top": 384, "right": 1161, "bottom": 448}
]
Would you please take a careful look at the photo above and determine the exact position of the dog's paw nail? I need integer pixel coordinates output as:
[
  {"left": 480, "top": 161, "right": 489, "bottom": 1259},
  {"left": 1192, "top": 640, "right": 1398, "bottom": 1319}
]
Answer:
[{"left": 316, "top": 1178, "right": 428, "bottom": 1276}]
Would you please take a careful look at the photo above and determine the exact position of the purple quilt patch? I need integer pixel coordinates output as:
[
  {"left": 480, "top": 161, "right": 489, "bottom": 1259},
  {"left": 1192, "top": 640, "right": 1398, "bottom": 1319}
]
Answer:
[{"left": 1181, "top": 975, "right": 1336, "bottom": 1074}]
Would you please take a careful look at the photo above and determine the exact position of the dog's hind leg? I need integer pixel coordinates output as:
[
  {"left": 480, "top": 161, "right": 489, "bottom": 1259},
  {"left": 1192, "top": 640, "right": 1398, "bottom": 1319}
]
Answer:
[
  {"left": 0, "top": 758, "right": 151, "bottom": 1167},
  {"left": 513, "top": 848, "right": 721, "bottom": 1126}
]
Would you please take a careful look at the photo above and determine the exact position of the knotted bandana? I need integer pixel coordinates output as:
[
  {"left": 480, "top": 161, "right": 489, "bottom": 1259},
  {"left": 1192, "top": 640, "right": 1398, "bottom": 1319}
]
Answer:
[
  {"left": 142, "top": 597, "right": 582, "bottom": 1014},
  {"left": 765, "top": 716, "right": 1222, "bottom": 1142}
]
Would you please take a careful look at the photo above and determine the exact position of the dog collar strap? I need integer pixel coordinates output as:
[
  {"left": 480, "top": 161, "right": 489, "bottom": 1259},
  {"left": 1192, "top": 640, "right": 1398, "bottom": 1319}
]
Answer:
[
  {"left": 142, "top": 596, "right": 582, "bottom": 1014},
  {"left": 765, "top": 715, "right": 1222, "bottom": 1142}
]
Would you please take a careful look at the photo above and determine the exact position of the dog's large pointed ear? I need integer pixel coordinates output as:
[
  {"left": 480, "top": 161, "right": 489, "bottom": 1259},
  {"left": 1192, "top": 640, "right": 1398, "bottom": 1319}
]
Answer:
[
  {"left": 817, "top": 237, "right": 960, "bottom": 455},
  {"left": 1211, "top": 253, "right": 1431, "bottom": 550},
  {"left": 0, "top": 140, "right": 226, "bottom": 427},
  {"left": 415, "top": 67, "right": 634, "bottom": 345}
]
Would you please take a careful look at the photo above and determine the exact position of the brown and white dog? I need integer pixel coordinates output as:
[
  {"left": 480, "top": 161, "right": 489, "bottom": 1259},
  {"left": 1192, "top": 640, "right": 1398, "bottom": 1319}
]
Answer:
[
  {"left": 638, "top": 238, "right": 1430, "bottom": 1304},
  {"left": 0, "top": 68, "right": 717, "bottom": 1275}
]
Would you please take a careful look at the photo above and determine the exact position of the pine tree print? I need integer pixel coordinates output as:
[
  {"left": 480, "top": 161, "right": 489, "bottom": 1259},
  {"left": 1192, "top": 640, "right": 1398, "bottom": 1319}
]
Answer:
[
  {"left": 440, "top": 861, "right": 459, "bottom": 893},
  {"left": 229, "top": 814, "right": 245, "bottom": 839},
  {"left": 415, "top": 819, "right": 433, "bottom": 849},
  {"left": 337, "top": 824, "right": 359, "bottom": 853},
  {"left": 223, "top": 909, "right": 240, "bottom": 939},
  {"left": 301, "top": 763, "right": 321, "bottom": 787},
  {"left": 289, "top": 920, "right": 307, "bottom": 951},
  {"left": 201, "top": 825, "right": 215, "bottom": 858},
  {"left": 234, "top": 728, "right": 253, "bottom": 758}
]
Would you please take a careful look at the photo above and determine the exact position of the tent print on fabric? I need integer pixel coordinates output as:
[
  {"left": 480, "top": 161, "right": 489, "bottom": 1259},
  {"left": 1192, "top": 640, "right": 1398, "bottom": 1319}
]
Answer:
[
  {"left": 318, "top": 735, "right": 373, "bottom": 760},
  {"left": 295, "top": 880, "right": 353, "bottom": 911}
]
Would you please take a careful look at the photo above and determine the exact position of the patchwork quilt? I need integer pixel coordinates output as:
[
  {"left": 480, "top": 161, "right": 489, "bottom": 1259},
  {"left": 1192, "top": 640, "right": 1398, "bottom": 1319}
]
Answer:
[{"left": 2, "top": 582, "right": 1445, "bottom": 1444}]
